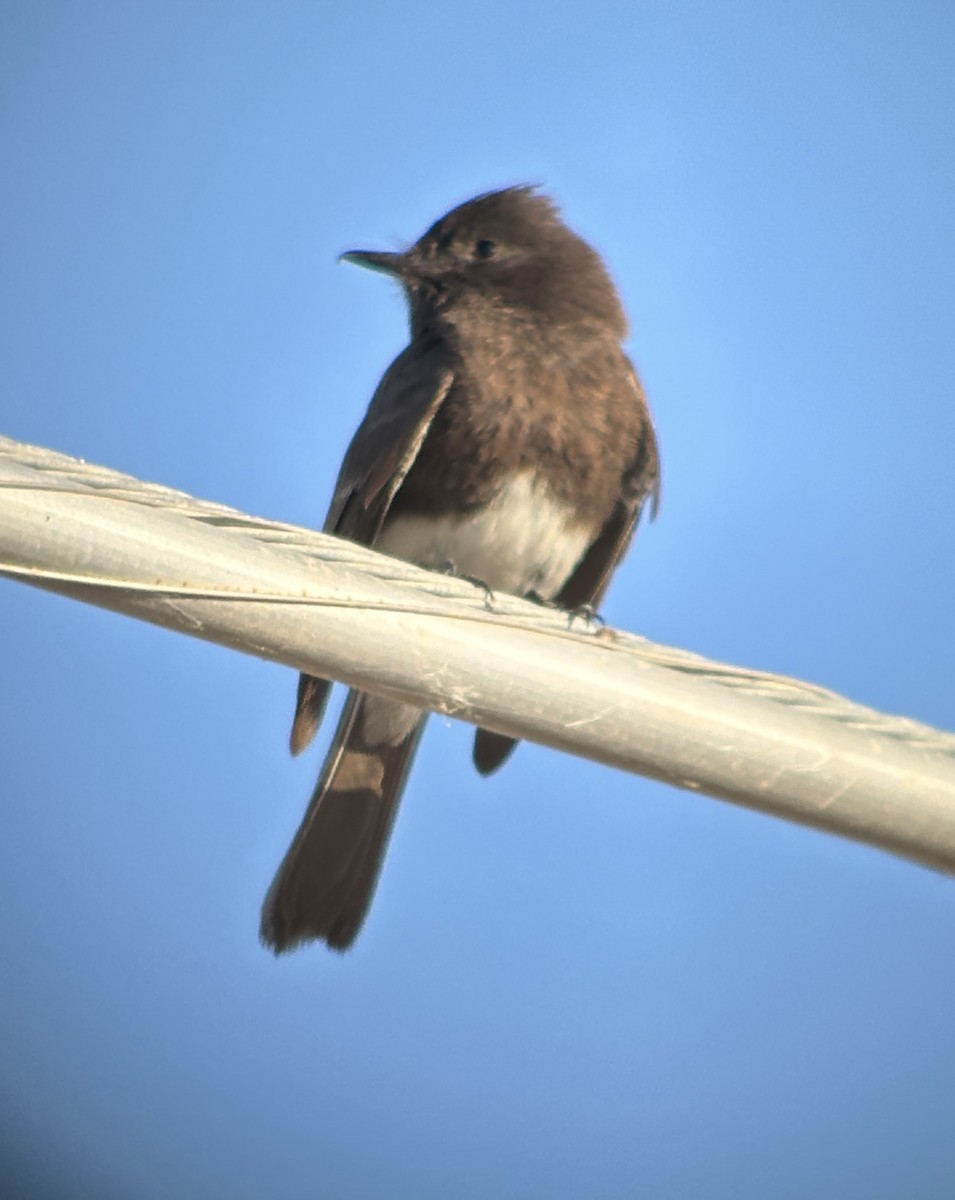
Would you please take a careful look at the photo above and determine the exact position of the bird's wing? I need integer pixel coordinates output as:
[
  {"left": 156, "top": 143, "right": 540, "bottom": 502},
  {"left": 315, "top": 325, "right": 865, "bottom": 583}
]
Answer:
[
  {"left": 555, "top": 363, "right": 660, "bottom": 611},
  {"left": 325, "top": 335, "right": 455, "bottom": 543},
  {"left": 473, "top": 364, "right": 659, "bottom": 776},
  {"left": 291, "top": 336, "right": 454, "bottom": 756}
]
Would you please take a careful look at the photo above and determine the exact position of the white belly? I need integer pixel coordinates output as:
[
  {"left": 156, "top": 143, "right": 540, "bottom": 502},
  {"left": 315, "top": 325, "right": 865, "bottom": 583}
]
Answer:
[{"left": 376, "top": 471, "right": 591, "bottom": 599}]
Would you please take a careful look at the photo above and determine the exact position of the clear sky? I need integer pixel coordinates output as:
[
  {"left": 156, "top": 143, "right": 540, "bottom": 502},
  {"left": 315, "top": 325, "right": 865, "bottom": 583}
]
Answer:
[{"left": 2, "top": 2, "right": 954, "bottom": 1197}]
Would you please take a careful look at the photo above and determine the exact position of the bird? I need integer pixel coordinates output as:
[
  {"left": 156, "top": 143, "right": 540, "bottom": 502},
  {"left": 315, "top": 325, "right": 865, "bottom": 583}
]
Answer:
[{"left": 260, "top": 186, "right": 660, "bottom": 953}]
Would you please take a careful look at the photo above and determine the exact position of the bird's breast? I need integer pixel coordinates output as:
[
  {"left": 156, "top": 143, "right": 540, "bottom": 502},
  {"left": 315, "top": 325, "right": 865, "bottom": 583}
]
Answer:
[{"left": 376, "top": 470, "right": 592, "bottom": 599}]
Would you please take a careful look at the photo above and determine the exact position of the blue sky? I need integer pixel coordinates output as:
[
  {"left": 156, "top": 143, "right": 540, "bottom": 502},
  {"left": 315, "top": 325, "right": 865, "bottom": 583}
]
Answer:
[{"left": 2, "top": 2, "right": 954, "bottom": 1197}]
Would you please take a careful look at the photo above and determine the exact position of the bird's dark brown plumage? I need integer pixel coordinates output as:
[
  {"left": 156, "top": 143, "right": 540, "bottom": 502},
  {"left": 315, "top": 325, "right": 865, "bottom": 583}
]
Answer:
[{"left": 261, "top": 186, "right": 660, "bottom": 953}]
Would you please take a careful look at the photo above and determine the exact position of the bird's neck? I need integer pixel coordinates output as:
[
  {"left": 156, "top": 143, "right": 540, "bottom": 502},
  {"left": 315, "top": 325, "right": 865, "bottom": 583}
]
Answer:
[{"left": 417, "top": 298, "right": 612, "bottom": 363}]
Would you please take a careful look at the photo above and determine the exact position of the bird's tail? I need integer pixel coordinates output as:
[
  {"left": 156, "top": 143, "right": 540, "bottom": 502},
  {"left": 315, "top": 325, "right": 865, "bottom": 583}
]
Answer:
[{"left": 261, "top": 691, "right": 426, "bottom": 953}]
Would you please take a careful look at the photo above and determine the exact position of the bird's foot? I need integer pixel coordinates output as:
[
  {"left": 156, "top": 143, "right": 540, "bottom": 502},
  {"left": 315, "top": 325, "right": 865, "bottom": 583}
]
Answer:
[
  {"left": 566, "top": 603, "right": 605, "bottom": 631},
  {"left": 436, "top": 560, "right": 496, "bottom": 610}
]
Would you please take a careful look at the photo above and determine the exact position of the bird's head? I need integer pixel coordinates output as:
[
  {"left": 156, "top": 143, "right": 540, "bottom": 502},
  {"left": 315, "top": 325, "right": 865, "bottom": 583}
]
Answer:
[{"left": 342, "top": 186, "right": 627, "bottom": 338}]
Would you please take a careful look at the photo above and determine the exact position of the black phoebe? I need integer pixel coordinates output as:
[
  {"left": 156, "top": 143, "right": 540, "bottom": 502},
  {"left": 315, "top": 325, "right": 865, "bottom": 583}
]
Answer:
[{"left": 261, "top": 186, "right": 660, "bottom": 953}]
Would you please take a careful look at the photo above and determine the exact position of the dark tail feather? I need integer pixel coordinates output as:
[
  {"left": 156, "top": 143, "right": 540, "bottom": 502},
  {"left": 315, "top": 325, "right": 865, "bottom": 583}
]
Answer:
[
  {"left": 262, "top": 691, "right": 426, "bottom": 953},
  {"left": 472, "top": 729, "right": 518, "bottom": 775}
]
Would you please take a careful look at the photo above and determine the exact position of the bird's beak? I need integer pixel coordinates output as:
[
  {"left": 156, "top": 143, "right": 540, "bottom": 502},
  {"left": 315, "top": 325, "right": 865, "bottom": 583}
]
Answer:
[{"left": 340, "top": 249, "right": 408, "bottom": 277}]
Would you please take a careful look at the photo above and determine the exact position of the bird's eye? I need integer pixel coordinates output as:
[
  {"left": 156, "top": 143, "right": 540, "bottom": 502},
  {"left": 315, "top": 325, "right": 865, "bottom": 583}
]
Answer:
[{"left": 474, "top": 238, "right": 497, "bottom": 260}]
